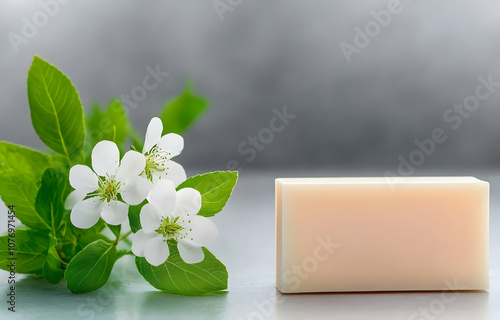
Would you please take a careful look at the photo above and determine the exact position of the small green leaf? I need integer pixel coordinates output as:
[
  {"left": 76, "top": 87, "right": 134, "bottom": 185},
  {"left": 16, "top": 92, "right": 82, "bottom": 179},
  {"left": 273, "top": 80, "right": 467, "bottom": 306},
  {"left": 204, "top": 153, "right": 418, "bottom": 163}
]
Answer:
[
  {"left": 44, "top": 239, "right": 64, "bottom": 284},
  {"left": 65, "top": 240, "right": 117, "bottom": 294},
  {"left": 0, "top": 229, "right": 51, "bottom": 275},
  {"left": 177, "top": 171, "right": 238, "bottom": 217},
  {"left": 34, "top": 168, "right": 68, "bottom": 235},
  {"left": 136, "top": 242, "right": 227, "bottom": 295},
  {"left": 128, "top": 200, "right": 147, "bottom": 233},
  {"left": 86, "top": 100, "right": 129, "bottom": 147},
  {"left": 27, "top": 56, "right": 85, "bottom": 162},
  {"left": 0, "top": 142, "right": 53, "bottom": 227},
  {"left": 159, "top": 83, "right": 208, "bottom": 135},
  {"left": 107, "top": 224, "right": 121, "bottom": 239}
]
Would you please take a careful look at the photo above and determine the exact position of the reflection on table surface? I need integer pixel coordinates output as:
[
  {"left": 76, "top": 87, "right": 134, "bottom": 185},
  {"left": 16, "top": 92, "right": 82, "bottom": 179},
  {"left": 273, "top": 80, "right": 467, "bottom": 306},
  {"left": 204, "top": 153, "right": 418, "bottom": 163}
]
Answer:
[{"left": 2, "top": 268, "right": 491, "bottom": 320}]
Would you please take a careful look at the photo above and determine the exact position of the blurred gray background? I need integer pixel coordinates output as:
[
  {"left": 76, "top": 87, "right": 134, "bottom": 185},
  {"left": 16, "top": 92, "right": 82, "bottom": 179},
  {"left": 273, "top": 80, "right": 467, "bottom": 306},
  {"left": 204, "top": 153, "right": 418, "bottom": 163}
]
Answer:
[{"left": 2, "top": 0, "right": 500, "bottom": 172}]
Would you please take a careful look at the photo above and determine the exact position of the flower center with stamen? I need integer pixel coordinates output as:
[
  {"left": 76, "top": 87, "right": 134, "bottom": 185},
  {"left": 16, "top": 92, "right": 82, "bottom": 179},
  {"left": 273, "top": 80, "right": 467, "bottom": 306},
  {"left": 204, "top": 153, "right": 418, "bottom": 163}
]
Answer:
[
  {"left": 156, "top": 216, "right": 185, "bottom": 240},
  {"left": 97, "top": 176, "right": 121, "bottom": 202},
  {"left": 144, "top": 145, "right": 171, "bottom": 180}
]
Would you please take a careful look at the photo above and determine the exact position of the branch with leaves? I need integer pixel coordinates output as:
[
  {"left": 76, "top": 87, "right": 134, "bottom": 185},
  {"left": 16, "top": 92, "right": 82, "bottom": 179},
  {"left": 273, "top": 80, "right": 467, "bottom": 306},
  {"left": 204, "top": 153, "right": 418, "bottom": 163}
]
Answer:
[{"left": 0, "top": 56, "right": 238, "bottom": 295}]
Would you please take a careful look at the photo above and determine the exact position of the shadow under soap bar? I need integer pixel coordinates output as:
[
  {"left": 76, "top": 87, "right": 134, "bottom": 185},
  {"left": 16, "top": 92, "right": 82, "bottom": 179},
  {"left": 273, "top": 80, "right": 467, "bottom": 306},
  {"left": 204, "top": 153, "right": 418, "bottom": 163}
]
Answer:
[{"left": 275, "top": 177, "right": 489, "bottom": 293}]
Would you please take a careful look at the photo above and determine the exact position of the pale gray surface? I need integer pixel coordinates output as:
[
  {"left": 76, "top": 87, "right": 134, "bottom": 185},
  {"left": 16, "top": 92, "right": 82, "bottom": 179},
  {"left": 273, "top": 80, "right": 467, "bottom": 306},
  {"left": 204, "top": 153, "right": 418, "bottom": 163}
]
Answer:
[{"left": 0, "top": 169, "right": 498, "bottom": 320}]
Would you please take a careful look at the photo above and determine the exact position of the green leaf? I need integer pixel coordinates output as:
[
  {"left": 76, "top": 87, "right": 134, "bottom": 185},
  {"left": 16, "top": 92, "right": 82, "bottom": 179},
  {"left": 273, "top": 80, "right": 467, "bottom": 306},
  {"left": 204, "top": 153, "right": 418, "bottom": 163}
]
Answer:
[
  {"left": 159, "top": 83, "right": 208, "bottom": 135},
  {"left": 34, "top": 168, "right": 68, "bottom": 235},
  {"left": 65, "top": 240, "right": 117, "bottom": 294},
  {"left": 77, "top": 232, "right": 112, "bottom": 249},
  {"left": 56, "top": 217, "right": 78, "bottom": 262},
  {"left": 86, "top": 100, "right": 129, "bottom": 147},
  {"left": 0, "top": 142, "right": 53, "bottom": 228},
  {"left": 177, "top": 171, "right": 238, "bottom": 217},
  {"left": 27, "top": 55, "right": 85, "bottom": 162},
  {"left": 128, "top": 200, "right": 147, "bottom": 233},
  {"left": 107, "top": 224, "right": 121, "bottom": 239},
  {"left": 136, "top": 242, "right": 227, "bottom": 295},
  {"left": 43, "top": 239, "right": 64, "bottom": 284},
  {"left": 57, "top": 218, "right": 111, "bottom": 263},
  {"left": 0, "top": 229, "right": 51, "bottom": 275}
]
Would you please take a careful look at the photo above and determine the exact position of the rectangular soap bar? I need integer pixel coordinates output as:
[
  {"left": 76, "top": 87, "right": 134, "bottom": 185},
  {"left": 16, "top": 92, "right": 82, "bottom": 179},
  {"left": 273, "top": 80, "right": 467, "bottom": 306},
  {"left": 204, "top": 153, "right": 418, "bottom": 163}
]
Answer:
[{"left": 276, "top": 177, "right": 489, "bottom": 293}]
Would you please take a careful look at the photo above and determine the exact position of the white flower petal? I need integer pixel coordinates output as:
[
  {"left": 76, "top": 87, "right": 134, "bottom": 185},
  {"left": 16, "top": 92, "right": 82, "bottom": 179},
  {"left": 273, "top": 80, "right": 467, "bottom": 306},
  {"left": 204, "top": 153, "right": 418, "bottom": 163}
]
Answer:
[
  {"left": 140, "top": 203, "right": 162, "bottom": 233},
  {"left": 131, "top": 230, "right": 159, "bottom": 257},
  {"left": 143, "top": 117, "right": 163, "bottom": 154},
  {"left": 120, "top": 176, "right": 150, "bottom": 205},
  {"left": 121, "top": 216, "right": 131, "bottom": 233},
  {"left": 69, "top": 165, "right": 98, "bottom": 193},
  {"left": 100, "top": 200, "right": 129, "bottom": 225},
  {"left": 186, "top": 215, "right": 218, "bottom": 246},
  {"left": 70, "top": 197, "right": 102, "bottom": 229},
  {"left": 157, "top": 133, "right": 184, "bottom": 158},
  {"left": 144, "top": 236, "right": 170, "bottom": 266},
  {"left": 116, "top": 151, "right": 146, "bottom": 183},
  {"left": 149, "top": 180, "right": 176, "bottom": 217},
  {"left": 145, "top": 178, "right": 155, "bottom": 201},
  {"left": 171, "top": 188, "right": 201, "bottom": 219},
  {"left": 65, "top": 190, "right": 87, "bottom": 210},
  {"left": 154, "top": 160, "right": 186, "bottom": 187},
  {"left": 177, "top": 240, "right": 204, "bottom": 264},
  {"left": 92, "top": 140, "right": 120, "bottom": 176}
]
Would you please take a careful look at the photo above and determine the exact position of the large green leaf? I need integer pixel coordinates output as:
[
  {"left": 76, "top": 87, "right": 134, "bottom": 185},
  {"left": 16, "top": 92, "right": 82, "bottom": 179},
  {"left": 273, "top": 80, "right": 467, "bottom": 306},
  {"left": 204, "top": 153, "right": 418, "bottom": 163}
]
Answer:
[
  {"left": 0, "top": 229, "right": 51, "bottom": 275},
  {"left": 86, "top": 99, "right": 129, "bottom": 147},
  {"left": 65, "top": 240, "right": 117, "bottom": 293},
  {"left": 34, "top": 168, "right": 68, "bottom": 235},
  {"left": 27, "top": 56, "right": 85, "bottom": 162},
  {"left": 177, "top": 171, "right": 238, "bottom": 217},
  {"left": 0, "top": 142, "right": 53, "bottom": 227},
  {"left": 159, "top": 83, "right": 208, "bottom": 135},
  {"left": 43, "top": 239, "right": 64, "bottom": 284},
  {"left": 136, "top": 242, "right": 227, "bottom": 295}
]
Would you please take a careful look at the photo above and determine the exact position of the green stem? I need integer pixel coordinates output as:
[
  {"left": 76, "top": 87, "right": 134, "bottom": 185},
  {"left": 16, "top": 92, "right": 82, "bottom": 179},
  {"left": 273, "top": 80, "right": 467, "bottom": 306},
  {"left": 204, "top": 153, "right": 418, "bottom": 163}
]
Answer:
[
  {"left": 56, "top": 247, "right": 67, "bottom": 265},
  {"left": 115, "top": 230, "right": 132, "bottom": 244}
]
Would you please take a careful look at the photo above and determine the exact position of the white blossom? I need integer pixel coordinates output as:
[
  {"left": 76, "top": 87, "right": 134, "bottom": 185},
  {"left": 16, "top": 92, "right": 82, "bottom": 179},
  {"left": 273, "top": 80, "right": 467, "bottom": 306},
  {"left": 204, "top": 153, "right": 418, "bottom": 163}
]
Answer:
[
  {"left": 141, "top": 117, "right": 186, "bottom": 187},
  {"left": 66, "top": 140, "right": 150, "bottom": 228},
  {"left": 131, "top": 180, "right": 218, "bottom": 265}
]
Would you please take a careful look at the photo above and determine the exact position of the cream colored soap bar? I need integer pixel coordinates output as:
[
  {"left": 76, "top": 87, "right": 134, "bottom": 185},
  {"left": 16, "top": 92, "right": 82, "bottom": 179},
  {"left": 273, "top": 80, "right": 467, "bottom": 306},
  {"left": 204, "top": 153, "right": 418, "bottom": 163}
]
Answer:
[{"left": 276, "top": 177, "right": 489, "bottom": 293}]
